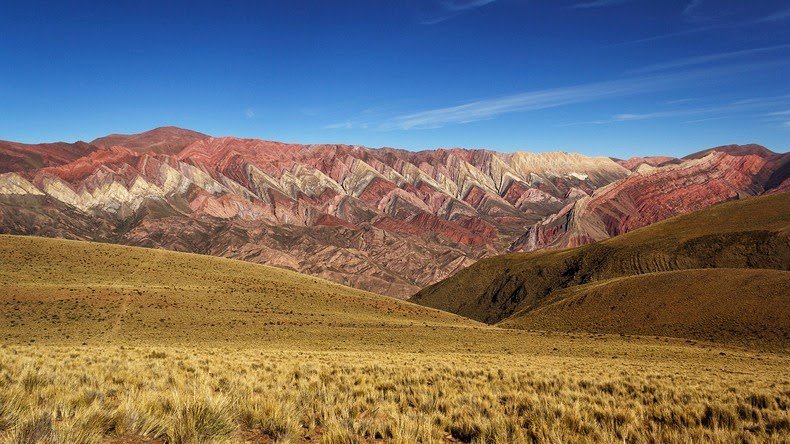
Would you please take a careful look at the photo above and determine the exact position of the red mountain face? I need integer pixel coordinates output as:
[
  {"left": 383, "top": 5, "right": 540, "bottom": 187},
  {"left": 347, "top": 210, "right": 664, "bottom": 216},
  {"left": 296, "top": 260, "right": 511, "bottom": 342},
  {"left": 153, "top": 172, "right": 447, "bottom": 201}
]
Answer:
[
  {"left": 0, "top": 140, "right": 96, "bottom": 173},
  {"left": 0, "top": 128, "right": 786, "bottom": 297},
  {"left": 91, "top": 126, "right": 210, "bottom": 155},
  {"left": 512, "top": 146, "right": 789, "bottom": 251}
]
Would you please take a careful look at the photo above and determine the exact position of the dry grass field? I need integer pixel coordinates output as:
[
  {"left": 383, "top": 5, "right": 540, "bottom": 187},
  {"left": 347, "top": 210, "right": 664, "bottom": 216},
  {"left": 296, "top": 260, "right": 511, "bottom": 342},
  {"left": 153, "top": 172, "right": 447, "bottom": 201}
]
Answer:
[
  {"left": 0, "top": 342, "right": 790, "bottom": 443},
  {"left": 1, "top": 344, "right": 789, "bottom": 444},
  {"left": 1, "top": 235, "right": 789, "bottom": 443}
]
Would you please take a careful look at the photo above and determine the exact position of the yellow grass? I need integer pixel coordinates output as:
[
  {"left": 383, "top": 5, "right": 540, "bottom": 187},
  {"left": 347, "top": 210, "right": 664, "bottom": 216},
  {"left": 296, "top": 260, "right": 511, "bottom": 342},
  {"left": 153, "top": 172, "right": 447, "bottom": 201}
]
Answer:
[
  {"left": 1, "top": 235, "right": 789, "bottom": 443},
  {"left": 1, "top": 344, "right": 788, "bottom": 443}
]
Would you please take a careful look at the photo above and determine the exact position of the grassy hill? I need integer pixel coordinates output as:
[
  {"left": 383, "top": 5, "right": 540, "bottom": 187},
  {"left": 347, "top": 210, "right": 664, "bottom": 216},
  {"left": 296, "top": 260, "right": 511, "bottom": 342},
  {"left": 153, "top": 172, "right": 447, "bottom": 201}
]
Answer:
[
  {"left": 500, "top": 268, "right": 790, "bottom": 348},
  {"left": 0, "top": 234, "right": 484, "bottom": 348},
  {"left": 412, "top": 192, "right": 790, "bottom": 335}
]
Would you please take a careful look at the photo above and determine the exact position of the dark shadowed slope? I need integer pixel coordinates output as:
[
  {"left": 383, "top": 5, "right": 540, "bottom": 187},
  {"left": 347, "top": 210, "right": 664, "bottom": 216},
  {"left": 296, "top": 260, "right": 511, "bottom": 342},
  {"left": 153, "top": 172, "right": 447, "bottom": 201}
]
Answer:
[
  {"left": 0, "top": 140, "right": 96, "bottom": 173},
  {"left": 499, "top": 268, "right": 789, "bottom": 349},
  {"left": 412, "top": 192, "right": 790, "bottom": 326}
]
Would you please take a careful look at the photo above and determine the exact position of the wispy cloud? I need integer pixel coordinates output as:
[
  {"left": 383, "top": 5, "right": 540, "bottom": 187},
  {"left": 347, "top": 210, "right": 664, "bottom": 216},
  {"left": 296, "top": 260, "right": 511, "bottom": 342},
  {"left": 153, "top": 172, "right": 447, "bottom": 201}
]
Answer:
[
  {"left": 571, "top": 0, "right": 636, "bottom": 9},
  {"left": 560, "top": 94, "right": 790, "bottom": 126},
  {"left": 753, "top": 7, "right": 790, "bottom": 23},
  {"left": 685, "top": 116, "right": 732, "bottom": 124},
  {"left": 441, "top": 0, "right": 496, "bottom": 11},
  {"left": 377, "top": 63, "right": 786, "bottom": 130},
  {"left": 682, "top": 0, "right": 703, "bottom": 17},
  {"left": 323, "top": 121, "right": 371, "bottom": 130},
  {"left": 680, "top": 0, "right": 702, "bottom": 21},
  {"left": 381, "top": 79, "right": 651, "bottom": 129},
  {"left": 562, "top": 108, "right": 724, "bottom": 125},
  {"left": 762, "top": 109, "right": 790, "bottom": 131},
  {"left": 665, "top": 98, "right": 699, "bottom": 105},
  {"left": 731, "top": 93, "right": 790, "bottom": 106},
  {"left": 611, "top": 25, "right": 718, "bottom": 46},
  {"left": 627, "top": 44, "right": 790, "bottom": 74},
  {"left": 323, "top": 122, "right": 353, "bottom": 130},
  {"left": 617, "top": 4, "right": 790, "bottom": 45},
  {"left": 324, "top": 62, "right": 789, "bottom": 131},
  {"left": 326, "top": 79, "right": 639, "bottom": 130},
  {"left": 419, "top": 0, "right": 496, "bottom": 24},
  {"left": 244, "top": 108, "right": 255, "bottom": 119}
]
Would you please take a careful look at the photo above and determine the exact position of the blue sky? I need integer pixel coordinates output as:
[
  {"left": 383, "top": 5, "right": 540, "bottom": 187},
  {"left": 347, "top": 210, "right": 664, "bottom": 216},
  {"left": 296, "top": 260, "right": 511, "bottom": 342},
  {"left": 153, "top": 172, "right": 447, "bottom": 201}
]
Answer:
[{"left": 1, "top": 0, "right": 789, "bottom": 158}]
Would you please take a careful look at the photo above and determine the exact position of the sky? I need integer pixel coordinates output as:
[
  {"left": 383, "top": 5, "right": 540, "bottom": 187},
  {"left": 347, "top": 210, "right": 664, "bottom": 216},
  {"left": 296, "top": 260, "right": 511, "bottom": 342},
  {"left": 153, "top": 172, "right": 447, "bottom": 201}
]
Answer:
[{"left": 1, "top": 0, "right": 789, "bottom": 158}]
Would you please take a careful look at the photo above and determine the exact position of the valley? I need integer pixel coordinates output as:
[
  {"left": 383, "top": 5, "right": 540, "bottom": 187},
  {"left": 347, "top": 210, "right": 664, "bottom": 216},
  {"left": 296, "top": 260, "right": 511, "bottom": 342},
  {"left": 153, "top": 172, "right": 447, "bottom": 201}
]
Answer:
[
  {"left": 1, "top": 235, "right": 788, "bottom": 443},
  {"left": 5, "top": 2, "right": 790, "bottom": 443},
  {"left": 1, "top": 131, "right": 789, "bottom": 443}
]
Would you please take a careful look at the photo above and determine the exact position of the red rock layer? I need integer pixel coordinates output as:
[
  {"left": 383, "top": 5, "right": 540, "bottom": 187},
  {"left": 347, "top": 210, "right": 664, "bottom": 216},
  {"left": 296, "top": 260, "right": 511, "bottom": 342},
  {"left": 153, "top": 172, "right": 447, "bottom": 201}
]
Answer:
[
  {"left": 0, "top": 140, "right": 96, "bottom": 173},
  {"left": 512, "top": 148, "right": 788, "bottom": 252},
  {"left": 1, "top": 128, "right": 785, "bottom": 298}
]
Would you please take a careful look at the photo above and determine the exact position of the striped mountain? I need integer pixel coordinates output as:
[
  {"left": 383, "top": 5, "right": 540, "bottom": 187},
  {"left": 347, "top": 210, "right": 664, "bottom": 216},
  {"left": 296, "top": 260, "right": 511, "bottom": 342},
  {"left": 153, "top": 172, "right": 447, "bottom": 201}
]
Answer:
[{"left": 0, "top": 128, "right": 786, "bottom": 297}]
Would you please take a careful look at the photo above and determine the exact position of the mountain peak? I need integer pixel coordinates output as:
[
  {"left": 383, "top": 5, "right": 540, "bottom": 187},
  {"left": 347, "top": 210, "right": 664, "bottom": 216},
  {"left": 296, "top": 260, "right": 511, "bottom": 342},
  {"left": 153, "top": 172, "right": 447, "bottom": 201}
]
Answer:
[
  {"left": 683, "top": 143, "right": 777, "bottom": 160},
  {"left": 91, "top": 126, "right": 210, "bottom": 155}
]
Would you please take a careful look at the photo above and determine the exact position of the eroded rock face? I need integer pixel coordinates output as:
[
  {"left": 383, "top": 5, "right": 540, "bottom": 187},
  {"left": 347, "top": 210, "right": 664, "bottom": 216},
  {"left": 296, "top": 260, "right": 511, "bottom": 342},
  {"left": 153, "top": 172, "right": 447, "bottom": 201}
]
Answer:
[
  {"left": 0, "top": 130, "right": 632, "bottom": 297},
  {"left": 1, "top": 129, "right": 785, "bottom": 297},
  {"left": 512, "top": 147, "right": 789, "bottom": 252}
]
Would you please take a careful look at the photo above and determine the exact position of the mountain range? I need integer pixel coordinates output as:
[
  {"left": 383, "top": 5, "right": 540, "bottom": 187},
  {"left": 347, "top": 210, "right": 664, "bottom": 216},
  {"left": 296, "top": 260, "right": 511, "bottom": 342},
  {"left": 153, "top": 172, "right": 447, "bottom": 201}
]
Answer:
[{"left": 0, "top": 126, "right": 787, "bottom": 298}]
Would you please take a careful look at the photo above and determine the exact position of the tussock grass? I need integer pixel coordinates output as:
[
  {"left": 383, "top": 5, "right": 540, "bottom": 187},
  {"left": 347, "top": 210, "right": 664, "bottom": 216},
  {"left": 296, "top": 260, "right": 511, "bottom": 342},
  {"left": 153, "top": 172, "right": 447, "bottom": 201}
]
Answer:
[{"left": 0, "top": 346, "right": 787, "bottom": 443}]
